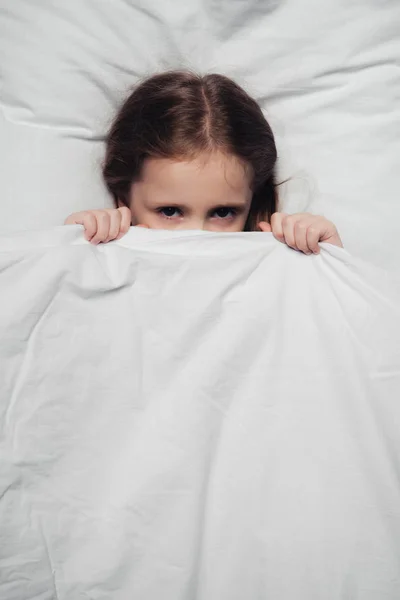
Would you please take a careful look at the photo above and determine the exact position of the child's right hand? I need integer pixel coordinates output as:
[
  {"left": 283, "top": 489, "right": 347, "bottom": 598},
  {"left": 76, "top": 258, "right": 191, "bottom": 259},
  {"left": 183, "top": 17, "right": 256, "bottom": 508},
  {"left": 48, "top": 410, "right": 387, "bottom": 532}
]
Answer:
[{"left": 64, "top": 207, "right": 148, "bottom": 244}]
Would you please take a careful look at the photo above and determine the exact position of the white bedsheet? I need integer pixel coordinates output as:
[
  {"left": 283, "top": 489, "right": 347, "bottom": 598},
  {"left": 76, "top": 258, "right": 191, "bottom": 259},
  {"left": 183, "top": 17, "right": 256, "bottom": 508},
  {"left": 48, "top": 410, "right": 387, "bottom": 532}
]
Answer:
[{"left": 1, "top": 227, "right": 400, "bottom": 599}]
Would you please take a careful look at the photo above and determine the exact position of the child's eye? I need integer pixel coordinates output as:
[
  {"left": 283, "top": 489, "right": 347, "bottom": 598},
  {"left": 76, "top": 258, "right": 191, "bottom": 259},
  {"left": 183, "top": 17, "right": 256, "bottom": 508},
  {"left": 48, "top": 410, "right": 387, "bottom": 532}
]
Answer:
[
  {"left": 214, "top": 207, "right": 237, "bottom": 219},
  {"left": 157, "top": 206, "right": 238, "bottom": 220},
  {"left": 158, "top": 207, "right": 182, "bottom": 218}
]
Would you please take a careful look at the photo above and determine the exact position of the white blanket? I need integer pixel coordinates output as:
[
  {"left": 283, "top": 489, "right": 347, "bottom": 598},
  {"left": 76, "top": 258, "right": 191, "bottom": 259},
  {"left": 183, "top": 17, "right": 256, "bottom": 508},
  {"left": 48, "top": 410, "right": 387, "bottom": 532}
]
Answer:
[{"left": 1, "top": 227, "right": 400, "bottom": 599}]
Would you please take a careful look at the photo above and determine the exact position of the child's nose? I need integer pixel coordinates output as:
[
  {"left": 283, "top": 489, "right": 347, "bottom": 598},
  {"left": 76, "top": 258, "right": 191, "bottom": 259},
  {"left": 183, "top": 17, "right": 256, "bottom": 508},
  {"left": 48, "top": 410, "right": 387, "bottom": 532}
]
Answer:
[{"left": 180, "top": 218, "right": 207, "bottom": 231}]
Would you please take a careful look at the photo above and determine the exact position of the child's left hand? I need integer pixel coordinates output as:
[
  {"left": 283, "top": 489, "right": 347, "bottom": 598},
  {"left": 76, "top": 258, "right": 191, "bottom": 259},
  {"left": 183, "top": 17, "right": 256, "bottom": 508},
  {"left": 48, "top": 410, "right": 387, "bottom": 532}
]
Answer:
[{"left": 258, "top": 213, "right": 343, "bottom": 255}]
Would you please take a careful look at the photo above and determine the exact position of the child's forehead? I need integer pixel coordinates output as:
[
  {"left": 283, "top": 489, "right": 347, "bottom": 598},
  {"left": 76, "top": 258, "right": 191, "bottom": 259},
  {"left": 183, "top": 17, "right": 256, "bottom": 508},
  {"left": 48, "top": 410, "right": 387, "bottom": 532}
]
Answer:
[{"left": 140, "top": 151, "right": 252, "bottom": 189}]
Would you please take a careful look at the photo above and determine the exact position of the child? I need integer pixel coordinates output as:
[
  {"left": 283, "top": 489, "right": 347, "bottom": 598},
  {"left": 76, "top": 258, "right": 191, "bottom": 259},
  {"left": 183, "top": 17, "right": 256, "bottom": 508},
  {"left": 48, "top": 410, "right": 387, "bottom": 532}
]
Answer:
[{"left": 65, "top": 71, "right": 343, "bottom": 255}]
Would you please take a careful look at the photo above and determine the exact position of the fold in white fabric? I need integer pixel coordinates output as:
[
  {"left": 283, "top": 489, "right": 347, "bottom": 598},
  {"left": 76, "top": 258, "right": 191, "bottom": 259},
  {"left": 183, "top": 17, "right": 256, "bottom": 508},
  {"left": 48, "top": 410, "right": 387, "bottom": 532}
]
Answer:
[{"left": 1, "top": 226, "right": 400, "bottom": 600}]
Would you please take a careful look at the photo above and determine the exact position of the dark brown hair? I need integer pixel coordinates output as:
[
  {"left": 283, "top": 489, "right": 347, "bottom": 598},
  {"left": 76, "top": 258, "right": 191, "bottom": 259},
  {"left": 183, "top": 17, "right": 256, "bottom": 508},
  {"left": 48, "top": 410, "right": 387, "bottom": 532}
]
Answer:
[{"left": 103, "top": 70, "right": 278, "bottom": 231}]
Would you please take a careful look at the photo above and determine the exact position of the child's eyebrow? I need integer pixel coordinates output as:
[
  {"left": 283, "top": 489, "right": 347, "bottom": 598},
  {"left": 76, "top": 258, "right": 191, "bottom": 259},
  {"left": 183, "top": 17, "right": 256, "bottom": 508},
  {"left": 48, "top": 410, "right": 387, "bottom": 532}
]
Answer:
[{"left": 214, "top": 201, "right": 248, "bottom": 208}]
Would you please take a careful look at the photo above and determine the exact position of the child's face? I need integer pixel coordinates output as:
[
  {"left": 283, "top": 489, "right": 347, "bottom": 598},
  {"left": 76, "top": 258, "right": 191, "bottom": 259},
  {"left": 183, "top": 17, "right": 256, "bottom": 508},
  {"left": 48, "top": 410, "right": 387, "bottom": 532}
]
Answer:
[{"left": 127, "top": 151, "right": 253, "bottom": 231}]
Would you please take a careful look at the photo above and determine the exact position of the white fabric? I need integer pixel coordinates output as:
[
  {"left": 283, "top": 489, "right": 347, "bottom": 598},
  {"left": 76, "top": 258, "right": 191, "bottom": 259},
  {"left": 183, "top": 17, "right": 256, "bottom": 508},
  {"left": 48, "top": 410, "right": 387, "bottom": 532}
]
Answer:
[
  {"left": 1, "top": 1, "right": 400, "bottom": 269},
  {"left": 1, "top": 227, "right": 400, "bottom": 599}
]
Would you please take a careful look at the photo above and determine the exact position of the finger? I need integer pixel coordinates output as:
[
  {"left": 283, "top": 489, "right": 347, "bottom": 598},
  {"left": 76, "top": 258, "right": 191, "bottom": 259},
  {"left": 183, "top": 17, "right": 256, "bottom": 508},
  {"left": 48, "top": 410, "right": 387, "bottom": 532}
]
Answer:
[
  {"left": 81, "top": 214, "right": 99, "bottom": 242},
  {"left": 135, "top": 224, "right": 150, "bottom": 228},
  {"left": 90, "top": 212, "right": 111, "bottom": 244},
  {"left": 257, "top": 221, "right": 272, "bottom": 232},
  {"left": 294, "top": 220, "right": 313, "bottom": 254},
  {"left": 66, "top": 212, "right": 98, "bottom": 241},
  {"left": 105, "top": 209, "right": 122, "bottom": 242},
  {"left": 64, "top": 213, "right": 80, "bottom": 225},
  {"left": 281, "top": 214, "right": 298, "bottom": 249},
  {"left": 65, "top": 212, "right": 97, "bottom": 241},
  {"left": 318, "top": 222, "right": 343, "bottom": 248},
  {"left": 306, "top": 224, "right": 322, "bottom": 254},
  {"left": 326, "top": 232, "right": 343, "bottom": 248},
  {"left": 270, "top": 212, "right": 286, "bottom": 242},
  {"left": 116, "top": 207, "right": 132, "bottom": 239}
]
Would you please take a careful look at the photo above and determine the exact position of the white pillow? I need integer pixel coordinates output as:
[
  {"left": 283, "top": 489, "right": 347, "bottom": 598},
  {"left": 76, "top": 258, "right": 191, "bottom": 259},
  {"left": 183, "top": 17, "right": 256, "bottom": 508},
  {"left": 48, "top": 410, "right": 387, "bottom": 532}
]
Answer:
[{"left": 0, "top": 0, "right": 399, "bottom": 269}]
